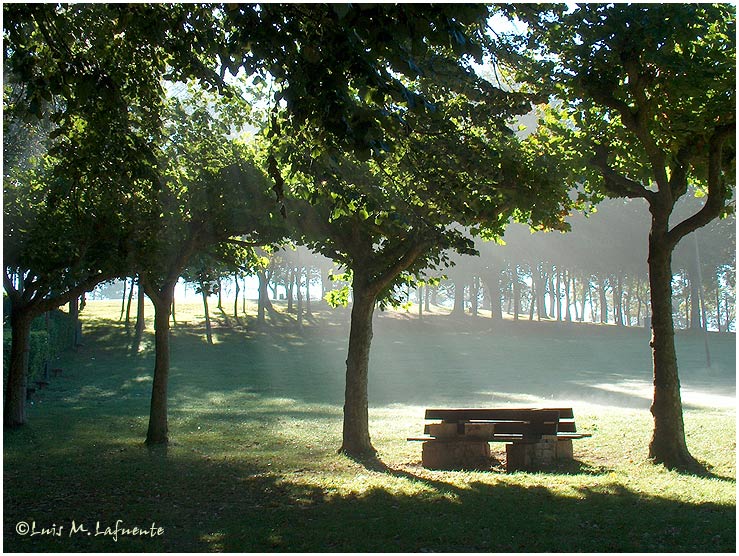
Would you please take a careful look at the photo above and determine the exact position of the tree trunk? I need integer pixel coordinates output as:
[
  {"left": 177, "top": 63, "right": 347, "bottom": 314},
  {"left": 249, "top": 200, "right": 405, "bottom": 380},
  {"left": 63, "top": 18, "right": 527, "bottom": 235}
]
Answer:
[
  {"left": 424, "top": 284, "right": 431, "bottom": 312},
  {"left": 305, "top": 269, "right": 312, "bottom": 316},
  {"left": 340, "top": 284, "right": 377, "bottom": 456},
  {"left": 571, "top": 274, "right": 579, "bottom": 321},
  {"left": 715, "top": 286, "right": 722, "bottom": 333},
  {"left": 145, "top": 284, "right": 175, "bottom": 445},
  {"left": 135, "top": 280, "right": 146, "bottom": 337},
  {"left": 119, "top": 279, "right": 128, "bottom": 321},
  {"left": 692, "top": 234, "right": 711, "bottom": 366},
  {"left": 547, "top": 269, "right": 556, "bottom": 318},
  {"left": 488, "top": 270, "right": 502, "bottom": 321},
  {"left": 647, "top": 224, "right": 698, "bottom": 470},
  {"left": 125, "top": 277, "right": 135, "bottom": 328},
  {"left": 234, "top": 273, "right": 240, "bottom": 319},
  {"left": 287, "top": 268, "right": 295, "bottom": 313},
  {"left": 216, "top": 278, "right": 223, "bottom": 311},
  {"left": 451, "top": 279, "right": 465, "bottom": 317},
  {"left": 614, "top": 274, "right": 624, "bottom": 327},
  {"left": 599, "top": 277, "right": 608, "bottom": 324},
  {"left": 470, "top": 276, "right": 479, "bottom": 317},
  {"left": 4, "top": 306, "right": 33, "bottom": 427},
  {"left": 529, "top": 278, "right": 537, "bottom": 321},
  {"left": 257, "top": 270, "right": 274, "bottom": 323},
  {"left": 295, "top": 267, "right": 303, "bottom": 329},
  {"left": 417, "top": 285, "right": 423, "bottom": 317},
  {"left": 513, "top": 266, "right": 521, "bottom": 321},
  {"left": 201, "top": 283, "right": 213, "bottom": 345},
  {"left": 171, "top": 297, "right": 177, "bottom": 327},
  {"left": 555, "top": 268, "right": 562, "bottom": 321},
  {"left": 564, "top": 270, "right": 572, "bottom": 322}
]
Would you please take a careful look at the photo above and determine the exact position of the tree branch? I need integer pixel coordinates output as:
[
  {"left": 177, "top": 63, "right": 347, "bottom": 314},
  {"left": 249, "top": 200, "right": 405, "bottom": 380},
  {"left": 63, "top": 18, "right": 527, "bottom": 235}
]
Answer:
[
  {"left": 590, "top": 144, "right": 655, "bottom": 201},
  {"left": 667, "top": 123, "right": 735, "bottom": 247}
]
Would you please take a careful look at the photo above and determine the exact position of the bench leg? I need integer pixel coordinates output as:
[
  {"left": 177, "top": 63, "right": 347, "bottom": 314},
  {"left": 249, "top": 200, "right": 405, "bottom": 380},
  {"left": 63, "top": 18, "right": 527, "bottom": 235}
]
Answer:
[
  {"left": 422, "top": 440, "right": 491, "bottom": 470},
  {"left": 506, "top": 438, "right": 558, "bottom": 472},
  {"left": 556, "top": 439, "right": 574, "bottom": 460}
]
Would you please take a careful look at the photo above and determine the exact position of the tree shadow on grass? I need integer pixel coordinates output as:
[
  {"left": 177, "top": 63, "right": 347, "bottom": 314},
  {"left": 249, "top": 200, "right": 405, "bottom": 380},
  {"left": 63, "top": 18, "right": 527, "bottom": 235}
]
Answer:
[{"left": 5, "top": 441, "right": 735, "bottom": 553}]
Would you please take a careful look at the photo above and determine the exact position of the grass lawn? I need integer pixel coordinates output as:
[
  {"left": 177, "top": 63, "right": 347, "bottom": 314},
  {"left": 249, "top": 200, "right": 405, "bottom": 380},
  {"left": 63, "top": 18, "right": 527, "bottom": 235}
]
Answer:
[{"left": 4, "top": 300, "right": 736, "bottom": 552}]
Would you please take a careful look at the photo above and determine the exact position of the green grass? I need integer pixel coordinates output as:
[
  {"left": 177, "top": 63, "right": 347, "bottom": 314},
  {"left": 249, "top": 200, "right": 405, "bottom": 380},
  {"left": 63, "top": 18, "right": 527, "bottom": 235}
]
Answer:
[{"left": 4, "top": 300, "right": 736, "bottom": 552}]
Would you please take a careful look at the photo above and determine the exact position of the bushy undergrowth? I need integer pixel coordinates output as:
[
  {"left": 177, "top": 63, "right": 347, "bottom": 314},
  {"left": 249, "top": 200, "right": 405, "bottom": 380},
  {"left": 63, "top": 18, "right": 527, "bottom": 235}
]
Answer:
[{"left": 3, "top": 309, "right": 74, "bottom": 385}]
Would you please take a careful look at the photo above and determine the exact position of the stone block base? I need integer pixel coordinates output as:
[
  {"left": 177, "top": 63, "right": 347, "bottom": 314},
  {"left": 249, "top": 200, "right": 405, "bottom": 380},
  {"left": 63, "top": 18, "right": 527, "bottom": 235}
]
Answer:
[
  {"left": 506, "top": 437, "right": 573, "bottom": 472},
  {"left": 422, "top": 440, "right": 492, "bottom": 470}
]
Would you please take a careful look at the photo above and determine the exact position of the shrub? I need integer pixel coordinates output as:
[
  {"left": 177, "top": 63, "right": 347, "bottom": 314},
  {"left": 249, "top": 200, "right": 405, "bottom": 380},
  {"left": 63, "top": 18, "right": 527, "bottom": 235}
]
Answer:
[{"left": 3, "top": 310, "right": 74, "bottom": 387}]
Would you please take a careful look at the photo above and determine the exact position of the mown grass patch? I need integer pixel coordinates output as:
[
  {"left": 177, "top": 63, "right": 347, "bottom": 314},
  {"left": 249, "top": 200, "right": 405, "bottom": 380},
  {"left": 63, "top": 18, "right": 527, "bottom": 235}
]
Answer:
[{"left": 4, "top": 300, "right": 735, "bottom": 552}]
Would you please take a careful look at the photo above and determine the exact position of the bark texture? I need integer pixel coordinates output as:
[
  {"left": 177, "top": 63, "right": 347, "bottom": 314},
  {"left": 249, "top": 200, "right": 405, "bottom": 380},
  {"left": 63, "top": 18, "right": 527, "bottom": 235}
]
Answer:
[
  {"left": 145, "top": 285, "right": 175, "bottom": 445},
  {"left": 4, "top": 307, "right": 32, "bottom": 427},
  {"left": 339, "top": 285, "right": 377, "bottom": 456},
  {"left": 647, "top": 223, "right": 698, "bottom": 469}
]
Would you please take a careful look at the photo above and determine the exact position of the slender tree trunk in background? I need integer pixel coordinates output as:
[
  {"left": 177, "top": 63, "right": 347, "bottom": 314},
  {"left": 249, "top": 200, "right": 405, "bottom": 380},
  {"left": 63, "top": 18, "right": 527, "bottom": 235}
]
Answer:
[
  {"left": 636, "top": 281, "right": 643, "bottom": 326},
  {"left": 234, "top": 273, "right": 241, "bottom": 319},
  {"left": 547, "top": 269, "right": 556, "bottom": 318},
  {"left": 692, "top": 234, "right": 711, "bottom": 367},
  {"left": 471, "top": 276, "right": 479, "bottom": 317},
  {"left": 125, "top": 278, "right": 135, "bottom": 328},
  {"left": 296, "top": 267, "right": 303, "bottom": 329},
  {"left": 424, "top": 285, "right": 431, "bottom": 312},
  {"left": 564, "top": 270, "right": 572, "bottom": 322},
  {"left": 715, "top": 286, "right": 722, "bottom": 333},
  {"left": 724, "top": 296, "right": 732, "bottom": 332},
  {"left": 135, "top": 281, "right": 146, "bottom": 337},
  {"left": 145, "top": 283, "right": 175, "bottom": 445},
  {"left": 529, "top": 279, "right": 537, "bottom": 321},
  {"left": 647, "top": 221, "right": 698, "bottom": 470},
  {"left": 287, "top": 269, "right": 295, "bottom": 313},
  {"left": 340, "top": 280, "right": 377, "bottom": 456},
  {"left": 417, "top": 285, "right": 423, "bottom": 317},
  {"left": 216, "top": 278, "right": 223, "bottom": 311},
  {"left": 257, "top": 269, "right": 274, "bottom": 323},
  {"left": 614, "top": 275, "right": 624, "bottom": 327},
  {"left": 598, "top": 277, "right": 608, "bottom": 324},
  {"left": 119, "top": 279, "right": 128, "bottom": 321},
  {"left": 581, "top": 275, "right": 588, "bottom": 322},
  {"left": 4, "top": 306, "right": 33, "bottom": 427},
  {"left": 624, "top": 278, "right": 633, "bottom": 326},
  {"left": 555, "top": 268, "right": 562, "bottom": 321},
  {"left": 488, "top": 271, "right": 502, "bottom": 321},
  {"left": 431, "top": 285, "right": 439, "bottom": 307},
  {"left": 570, "top": 275, "right": 578, "bottom": 321},
  {"left": 587, "top": 279, "right": 595, "bottom": 322},
  {"left": 171, "top": 297, "right": 177, "bottom": 327},
  {"left": 536, "top": 265, "right": 546, "bottom": 321},
  {"left": 200, "top": 283, "right": 213, "bottom": 345},
  {"left": 513, "top": 266, "right": 521, "bottom": 321},
  {"left": 242, "top": 278, "right": 247, "bottom": 316},
  {"left": 305, "top": 269, "right": 313, "bottom": 316}
]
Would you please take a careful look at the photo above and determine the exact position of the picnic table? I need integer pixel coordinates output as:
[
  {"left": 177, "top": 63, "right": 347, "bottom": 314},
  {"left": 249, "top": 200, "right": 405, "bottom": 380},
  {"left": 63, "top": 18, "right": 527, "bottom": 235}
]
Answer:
[{"left": 408, "top": 407, "right": 591, "bottom": 472}]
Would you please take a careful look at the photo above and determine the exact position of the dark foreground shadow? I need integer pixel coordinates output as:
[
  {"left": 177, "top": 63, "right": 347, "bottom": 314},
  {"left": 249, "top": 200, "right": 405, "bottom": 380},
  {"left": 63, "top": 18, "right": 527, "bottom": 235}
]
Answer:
[{"left": 6, "top": 439, "right": 733, "bottom": 553}]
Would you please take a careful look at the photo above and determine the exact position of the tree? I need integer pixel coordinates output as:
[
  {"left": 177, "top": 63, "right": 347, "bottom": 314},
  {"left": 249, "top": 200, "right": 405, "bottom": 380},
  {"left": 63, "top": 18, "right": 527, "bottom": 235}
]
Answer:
[
  {"left": 279, "top": 85, "right": 573, "bottom": 456},
  {"left": 519, "top": 4, "right": 736, "bottom": 469},
  {"left": 3, "top": 8, "right": 160, "bottom": 425},
  {"left": 135, "top": 92, "right": 284, "bottom": 445}
]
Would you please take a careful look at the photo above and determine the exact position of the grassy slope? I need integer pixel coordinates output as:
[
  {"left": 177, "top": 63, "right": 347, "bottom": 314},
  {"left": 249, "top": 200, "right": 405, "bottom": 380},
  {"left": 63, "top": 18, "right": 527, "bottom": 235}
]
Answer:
[{"left": 4, "top": 300, "right": 736, "bottom": 552}]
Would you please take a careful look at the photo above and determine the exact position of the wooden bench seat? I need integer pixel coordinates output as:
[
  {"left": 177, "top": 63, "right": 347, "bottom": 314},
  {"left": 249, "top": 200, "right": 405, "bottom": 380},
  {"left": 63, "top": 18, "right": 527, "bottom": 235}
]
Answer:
[{"left": 408, "top": 407, "right": 591, "bottom": 472}]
